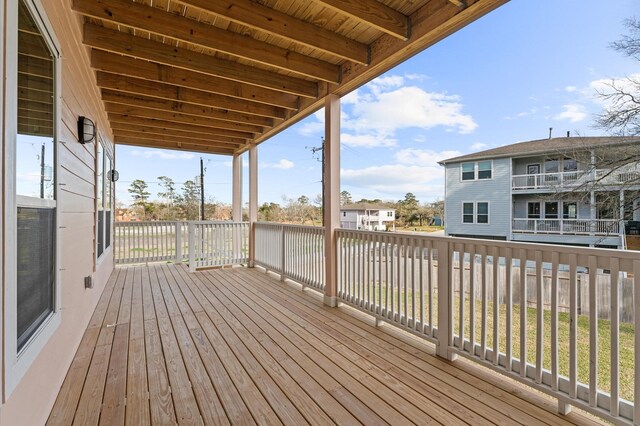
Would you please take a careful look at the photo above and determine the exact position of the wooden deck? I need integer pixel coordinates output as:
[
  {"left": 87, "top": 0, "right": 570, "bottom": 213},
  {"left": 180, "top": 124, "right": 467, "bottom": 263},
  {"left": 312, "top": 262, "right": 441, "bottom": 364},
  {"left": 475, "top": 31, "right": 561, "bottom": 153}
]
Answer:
[{"left": 47, "top": 263, "right": 602, "bottom": 425}]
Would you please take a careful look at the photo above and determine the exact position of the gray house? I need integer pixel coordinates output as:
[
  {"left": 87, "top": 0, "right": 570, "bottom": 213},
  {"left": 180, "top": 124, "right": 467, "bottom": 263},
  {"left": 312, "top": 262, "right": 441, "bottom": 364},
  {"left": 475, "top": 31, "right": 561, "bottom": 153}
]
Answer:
[{"left": 439, "top": 136, "right": 640, "bottom": 249}]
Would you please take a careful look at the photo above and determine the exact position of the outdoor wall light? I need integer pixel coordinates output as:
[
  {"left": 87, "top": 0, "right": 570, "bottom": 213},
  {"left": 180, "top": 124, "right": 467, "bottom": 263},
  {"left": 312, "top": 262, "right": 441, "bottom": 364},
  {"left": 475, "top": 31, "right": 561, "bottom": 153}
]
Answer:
[
  {"left": 77, "top": 116, "right": 96, "bottom": 144},
  {"left": 109, "top": 170, "right": 119, "bottom": 182}
]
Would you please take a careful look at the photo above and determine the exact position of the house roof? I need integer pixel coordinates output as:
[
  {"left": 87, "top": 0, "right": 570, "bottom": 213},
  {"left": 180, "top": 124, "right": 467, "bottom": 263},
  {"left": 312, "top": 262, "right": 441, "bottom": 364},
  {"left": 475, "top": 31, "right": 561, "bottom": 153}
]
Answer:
[
  {"left": 438, "top": 136, "right": 640, "bottom": 165},
  {"left": 341, "top": 204, "right": 395, "bottom": 211},
  {"left": 69, "top": 0, "right": 506, "bottom": 155}
]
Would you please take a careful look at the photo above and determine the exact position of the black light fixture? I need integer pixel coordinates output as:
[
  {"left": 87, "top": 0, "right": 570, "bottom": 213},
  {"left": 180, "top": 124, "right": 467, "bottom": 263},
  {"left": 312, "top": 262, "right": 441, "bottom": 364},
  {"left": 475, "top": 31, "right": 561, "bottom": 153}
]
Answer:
[
  {"left": 77, "top": 116, "right": 96, "bottom": 144},
  {"left": 109, "top": 169, "right": 119, "bottom": 182}
]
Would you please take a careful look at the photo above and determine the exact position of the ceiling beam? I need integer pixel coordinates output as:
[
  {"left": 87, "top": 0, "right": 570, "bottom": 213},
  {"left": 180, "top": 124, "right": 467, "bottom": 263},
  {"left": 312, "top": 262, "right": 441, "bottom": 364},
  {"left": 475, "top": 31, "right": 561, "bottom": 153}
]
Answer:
[
  {"left": 100, "top": 90, "right": 275, "bottom": 128},
  {"left": 84, "top": 24, "right": 318, "bottom": 98},
  {"left": 115, "top": 137, "right": 236, "bottom": 155},
  {"left": 174, "top": 0, "right": 369, "bottom": 65},
  {"left": 107, "top": 113, "right": 255, "bottom": 139},
  {"left": 111, "top": 124, "right": 248, "bottom": 145},
  {"left": 313, "top": 0, "right": 409, "bottom": 40},
  {"left": 90, "top": 50, "right": 298, "bottom": 110},
  {"left": 104, "top": 103, "right": 264, "bottom": 134},
  {"left": 113, "top": 130, "right": 242, "bottom": 149},
  {"left": 72, "top": 0, "right": 340, "bottom": 83},
  {"left": 96, "top": 72, "right": 288, "bottom": 119}
]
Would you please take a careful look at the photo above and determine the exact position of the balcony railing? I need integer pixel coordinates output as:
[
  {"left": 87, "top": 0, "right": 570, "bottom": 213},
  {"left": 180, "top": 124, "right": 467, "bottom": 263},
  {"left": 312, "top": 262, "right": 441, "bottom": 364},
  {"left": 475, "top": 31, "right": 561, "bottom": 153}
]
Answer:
[
  {"left": 254, "top": 222, "right": 325, "bottom": 291},
  {"left": 512, "top": 218, "right": 622, "bottom": 235},
  {"left": 512, "top": 164, "right": 640, "bottom": 191},
  {"left": 115, "top": 221, "right": 640, "bottom": 424}
]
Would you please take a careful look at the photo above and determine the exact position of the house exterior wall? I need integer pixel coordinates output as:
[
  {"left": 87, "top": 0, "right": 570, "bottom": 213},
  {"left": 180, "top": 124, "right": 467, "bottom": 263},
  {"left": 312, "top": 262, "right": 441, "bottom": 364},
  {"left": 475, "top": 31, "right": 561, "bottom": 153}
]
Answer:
[
  {"left": 444, "top": 158, "right": 511, "bottom": 238},
  {"left": 512, "top": 195, "right": 591, "bottom": 219},
  {"left": 512, "top": 155, "right": 589, "bottom": 175},
  {"left": 340, "top": 209, "right": 395, "bottom": 230},
  {"left": 1, "top": 0, "right": 114, "bottom": 424}
]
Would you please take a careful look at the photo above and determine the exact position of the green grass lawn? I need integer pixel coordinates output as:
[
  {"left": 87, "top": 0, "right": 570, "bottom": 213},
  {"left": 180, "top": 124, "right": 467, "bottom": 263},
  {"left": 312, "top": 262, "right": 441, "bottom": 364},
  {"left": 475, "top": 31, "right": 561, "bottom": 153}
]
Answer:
[{"left": 348, "top": 283, "right": 635, "bottom": 402}]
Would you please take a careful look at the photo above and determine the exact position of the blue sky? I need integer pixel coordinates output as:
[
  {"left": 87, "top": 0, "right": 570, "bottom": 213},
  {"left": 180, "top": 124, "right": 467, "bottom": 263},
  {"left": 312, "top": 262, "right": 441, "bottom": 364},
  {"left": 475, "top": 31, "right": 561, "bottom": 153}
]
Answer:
[{"left": 114, "top": 0, "right": 639, "bottom": 207}]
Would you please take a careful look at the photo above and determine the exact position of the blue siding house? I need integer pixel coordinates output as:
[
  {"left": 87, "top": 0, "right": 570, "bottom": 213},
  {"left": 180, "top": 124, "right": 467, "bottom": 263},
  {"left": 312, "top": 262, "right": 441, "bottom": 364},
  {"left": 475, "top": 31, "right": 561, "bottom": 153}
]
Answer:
[{"left": 439, "top": 136, "right": 640, "bottom": 249}]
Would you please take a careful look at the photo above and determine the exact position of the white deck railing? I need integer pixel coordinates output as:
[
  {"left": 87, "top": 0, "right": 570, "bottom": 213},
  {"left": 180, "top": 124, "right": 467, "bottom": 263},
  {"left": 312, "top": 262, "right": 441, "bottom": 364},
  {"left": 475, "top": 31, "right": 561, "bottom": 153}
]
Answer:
[
  {"left": 512, "top": 164, "right": 640, "bottom": 191},
  {"left": 188, "top": 221, "right": 249, "bottom": 271},
  {"left": 336, "top": 229, "right": 640, "bottom": 424},
  {"left": 512, "top": 218, "right": 622, "bottom": 235},
  {"left": 254, "top": 222, "right": 325, "bottom": 290},
  {"left": 114, "top": 221, "right": 188, "bottom": 264}
]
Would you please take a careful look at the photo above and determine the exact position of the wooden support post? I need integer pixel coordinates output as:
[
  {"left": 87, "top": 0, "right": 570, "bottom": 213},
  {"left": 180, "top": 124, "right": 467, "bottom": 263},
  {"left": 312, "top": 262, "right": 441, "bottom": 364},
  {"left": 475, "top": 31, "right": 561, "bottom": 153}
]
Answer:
[
  {"left": 436, "top": 240, "right": 456, "bottom": 360},
  {"left": 323, "top": 94, "right": 340, "bottom": 307},
  {"left": 232, "top": 153, "right": 243, "bottom": 222},
  {"left": 248, "top": 144, "right": 258, "bottom": 267},
  {"left": 188, "top": 222, "right": 196, "bottom": 272}
]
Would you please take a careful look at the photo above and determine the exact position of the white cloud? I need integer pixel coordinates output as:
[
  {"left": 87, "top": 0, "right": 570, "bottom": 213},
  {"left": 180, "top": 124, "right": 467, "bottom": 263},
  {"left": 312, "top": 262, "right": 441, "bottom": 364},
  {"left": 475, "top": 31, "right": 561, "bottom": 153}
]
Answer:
[
  {"left": 565, "top": 86, "right": 577, "bottom": 93},
  {"left": 341, "top": 133, "right": 397, "bottom": 148},
  {"left": 263, "top": 159, "right": 294, "bottom": 170},
  {"left": 298, "top": 73, "right": 477, "bottom": 147},
  {"left": 470, "top": 143, "right": 488, "bottom": 151},
  {"left": 554, "top": 104, "right": 588, "bottom": 123},
  {"left": 504, "top": 107, "right": 538, "bottom": 120},
  {"left": 130, "top": 149, "right": 194, "bottom": 160}
]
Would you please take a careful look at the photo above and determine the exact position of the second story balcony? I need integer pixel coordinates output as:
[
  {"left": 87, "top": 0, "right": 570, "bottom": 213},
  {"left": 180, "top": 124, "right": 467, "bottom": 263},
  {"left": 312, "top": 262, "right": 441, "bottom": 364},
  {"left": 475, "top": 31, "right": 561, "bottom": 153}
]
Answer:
[{"left": 512, "top": 164, "right": 640, "bottom": 192}]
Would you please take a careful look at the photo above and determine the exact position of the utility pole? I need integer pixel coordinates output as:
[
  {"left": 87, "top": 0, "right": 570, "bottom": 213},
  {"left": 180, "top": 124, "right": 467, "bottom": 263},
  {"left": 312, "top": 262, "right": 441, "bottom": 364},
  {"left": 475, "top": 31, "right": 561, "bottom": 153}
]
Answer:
[
  {"left": 40, "top": 143, "right": 45, "bottom": 199},
  {"left": 306, "top": 137, "right": 325, "bottom": 225},
  {"left": 200, "top": 157, "right": 205, "bottom": 220}
]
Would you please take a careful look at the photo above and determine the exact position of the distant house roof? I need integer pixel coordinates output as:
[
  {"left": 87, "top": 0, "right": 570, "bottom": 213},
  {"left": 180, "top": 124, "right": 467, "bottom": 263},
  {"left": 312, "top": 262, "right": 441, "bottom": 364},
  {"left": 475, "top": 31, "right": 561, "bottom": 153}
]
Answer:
[
  {"left": 438, "top": 136, "right": 640, "bottom": 165},
  {"left": 341, "top": 204, "right": 395, "bottom": 211}
]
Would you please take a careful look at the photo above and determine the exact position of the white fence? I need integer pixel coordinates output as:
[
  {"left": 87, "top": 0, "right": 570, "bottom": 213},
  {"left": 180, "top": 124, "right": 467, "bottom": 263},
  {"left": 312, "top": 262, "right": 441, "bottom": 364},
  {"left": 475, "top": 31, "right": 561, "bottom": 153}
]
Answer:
[
  {"left": 114, "top": 221, "right": 188, "bottom": 264},
  {"left": 512, "top": 218, "right": 621, "bottom": 235},
  {"left": 188, "top": 221, "right": 249, "bottom": 271},
  {"left": 336, "top": 229, "right": 640, "bottom": 424},
  {"left": 254, "top": 222, "right": 325, "bottom": 291}
]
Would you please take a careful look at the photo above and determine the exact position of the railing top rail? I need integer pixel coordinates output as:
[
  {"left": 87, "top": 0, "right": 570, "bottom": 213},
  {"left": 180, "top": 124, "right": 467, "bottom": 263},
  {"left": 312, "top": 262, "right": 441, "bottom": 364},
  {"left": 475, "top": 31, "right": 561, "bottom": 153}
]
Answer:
[
  {"left": 256, "top": 221, "right": 325, "bottom": 232},
  {"left": 189, "top": 220, "right": 249, "bottom": 225},
  {"left": 115, "top": 220, "right": 181, "bottom": 225},
  {"left": 336, "top": 228, "right": 638, "bottom": 263}
]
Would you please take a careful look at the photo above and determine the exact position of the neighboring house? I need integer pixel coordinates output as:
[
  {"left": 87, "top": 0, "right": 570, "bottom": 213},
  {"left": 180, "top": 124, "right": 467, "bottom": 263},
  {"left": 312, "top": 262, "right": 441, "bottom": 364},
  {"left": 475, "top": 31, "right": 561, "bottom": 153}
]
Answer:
[
  {"left": 439, "top": 136, "right": 640, "bottom": 249},
  {"left": 340, "top": 204, "right": 396, "bottom": 231}
]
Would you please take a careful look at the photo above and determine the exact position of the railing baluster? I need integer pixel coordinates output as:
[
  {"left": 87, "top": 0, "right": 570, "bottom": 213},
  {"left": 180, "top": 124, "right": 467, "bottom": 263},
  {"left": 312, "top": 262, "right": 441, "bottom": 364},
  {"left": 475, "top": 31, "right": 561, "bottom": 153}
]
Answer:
[
  {"left": 469, "top": 250, "right": 476, "bottom": 356},
  {"left": 458, "top": 244, "right": 465, "bottom": 350},
  {"left": 481, "top": 248, "right": 487, "bottom": 360},
  {"left": 569, "top": 253, "right": 578, "bottom": 400},
  {"left": 610, "top": 257, "right": 619, "bottom": 417},
  {"left": 535, "top": 250, "right": 543, "bottom": 384},
  {"left": 493, "top": 246, "right": 500, "bottom": 366},
  {"left": 505, "top": 248, "right": 512, "bottom": 372},
  {"left": 520, "top": 248, "right": 527, "bottom": 378},
  {"left": 551, "top": 251, "right": 559, "bottom": 391},
  {"left": 588, "top": 255, "right": 598, "bottom": 407}
]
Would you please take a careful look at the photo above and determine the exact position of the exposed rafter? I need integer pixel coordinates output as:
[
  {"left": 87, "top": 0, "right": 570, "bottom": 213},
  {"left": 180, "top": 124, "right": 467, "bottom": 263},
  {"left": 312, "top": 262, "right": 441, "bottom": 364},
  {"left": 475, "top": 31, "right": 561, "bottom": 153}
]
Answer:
[
  {"left": 91, "top": 50, "right": 299, "bottom": 110},
  {"left": 107, "top": 113, "right": 255, "bottom": 139},
  {"left": 95, "top": 72, "right": 289, "bottom": 119},
  {"left": 114, "top": 137, "right": 236, "bottom": 155},
  {"left": 173, "top": 0, "right": 370, "bottom": 64},
  {"left": 112, "top": 129, "right": 245, "bottom": 147},
  {"left": 83, "top": 24, "right": 319, "bottom": 98},
  {"left": 103, "top": 103, "right": 264, "bottom": 134},
  {"left": 312, "top": 0, "right": 410, "bottom": 40},
  {"left": 72, "top": 0, "right": 340, "bottom": 82},
  {"left": 100, "top": 90, "right": 275, "bottom": 128}
]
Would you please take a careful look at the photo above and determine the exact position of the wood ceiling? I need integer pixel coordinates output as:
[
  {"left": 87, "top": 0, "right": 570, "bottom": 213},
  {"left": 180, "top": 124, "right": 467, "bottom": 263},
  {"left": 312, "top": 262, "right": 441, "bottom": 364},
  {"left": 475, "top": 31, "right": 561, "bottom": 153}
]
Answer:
[{"left": 72, "top": 0, "right": 508, "bottom": 155}]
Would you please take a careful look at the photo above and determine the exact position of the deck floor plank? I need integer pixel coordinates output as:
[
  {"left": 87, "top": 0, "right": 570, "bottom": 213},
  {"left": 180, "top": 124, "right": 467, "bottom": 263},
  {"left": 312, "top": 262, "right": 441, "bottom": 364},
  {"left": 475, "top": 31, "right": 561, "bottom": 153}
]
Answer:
[
  {"left": 49, "top": 263, "right": 602, "bottom": 426},
  {"left": 225, "top": 268, "right": 530, "bottom": 425}
]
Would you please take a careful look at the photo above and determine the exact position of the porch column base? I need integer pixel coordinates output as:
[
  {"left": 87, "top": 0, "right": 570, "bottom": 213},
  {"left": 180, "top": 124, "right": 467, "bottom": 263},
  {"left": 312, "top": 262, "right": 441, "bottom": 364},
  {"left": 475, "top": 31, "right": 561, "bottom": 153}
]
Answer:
[
  {"left": 323, "top": 295, "right": 338, "bottom": 307},
  {"left": 558, "top": 401, "right": 572, "bottom": 415},
  {"left": 436, "top": 344, "right": 458, "bottom": 361}
]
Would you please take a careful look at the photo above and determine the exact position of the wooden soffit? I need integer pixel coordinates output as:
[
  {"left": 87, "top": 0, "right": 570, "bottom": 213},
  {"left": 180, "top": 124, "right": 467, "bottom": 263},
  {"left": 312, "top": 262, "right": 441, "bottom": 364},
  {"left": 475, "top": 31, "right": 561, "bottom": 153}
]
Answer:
[{"left": 72, "top": 0, "right": 509, "bottom": 156}]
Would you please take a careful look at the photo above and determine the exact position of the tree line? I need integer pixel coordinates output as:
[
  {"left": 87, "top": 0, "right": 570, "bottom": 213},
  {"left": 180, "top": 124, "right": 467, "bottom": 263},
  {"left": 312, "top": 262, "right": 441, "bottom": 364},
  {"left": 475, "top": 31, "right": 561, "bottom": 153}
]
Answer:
[{"left": 125, "top": 179, "right": 444, "bottom": 227}]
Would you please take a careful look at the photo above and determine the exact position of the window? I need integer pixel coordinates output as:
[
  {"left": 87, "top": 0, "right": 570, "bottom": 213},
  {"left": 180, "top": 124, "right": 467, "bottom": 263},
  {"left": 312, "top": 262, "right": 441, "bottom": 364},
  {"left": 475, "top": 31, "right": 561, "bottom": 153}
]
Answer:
[
  {"left": 563, "top": 158, "right": 578, "bottom": 172},
  {"left": 477, "top": 161, "right": 492, "bottom": 179},
  {"left": 461, "top": 163, "right": 475, "bottom": 180},
  {"left": 97, "top": 136, "right": 113, "bottom": 259},
  {"left": 477, "top": 202, "right": 489, "bottom": 223},
  {"left": 387, "top": 211, "right": 394, "bottom": 217},
  {"left": 463, "top": 202, "right": 489, "bottom": 224},
  {"left": 461, "top": 161, "right": 493, "bottom": 181},
  {"left": 527, "top": 164, "right": 540, "bottom": 174},
  {"left": 545, "top": 202, "right": 559, "bottom": 219},
  {"left": 545, "top": 159, "right": 559, "bottom": 173},
  {"left": 528, "top": 202, "right": 541, "bottom": 219},
  {"left": 463, "top": 203, "right": 474, "bottom": 223},
  {"left": 16, "top": 0, "right": 58, "bottom": 352},
  {"left": 563, "top": 202, "right": 577, "bottom": 219}
]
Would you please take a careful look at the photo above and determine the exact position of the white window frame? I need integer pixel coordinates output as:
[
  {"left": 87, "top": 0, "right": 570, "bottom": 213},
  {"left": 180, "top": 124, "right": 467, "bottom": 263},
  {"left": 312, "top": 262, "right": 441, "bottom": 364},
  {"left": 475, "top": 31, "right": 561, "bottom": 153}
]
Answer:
[
  {"left": 460, "top": 160, "right": 494, "bottom": 181},
  {"left": 3, "top": 0, "right": 62, "bottom": 397},
  {"left": 461, "top": 201, "right": 490, "bottom": 225},
  {"left": 96, "top": 135, "right": 114, "bottom": 264}
]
